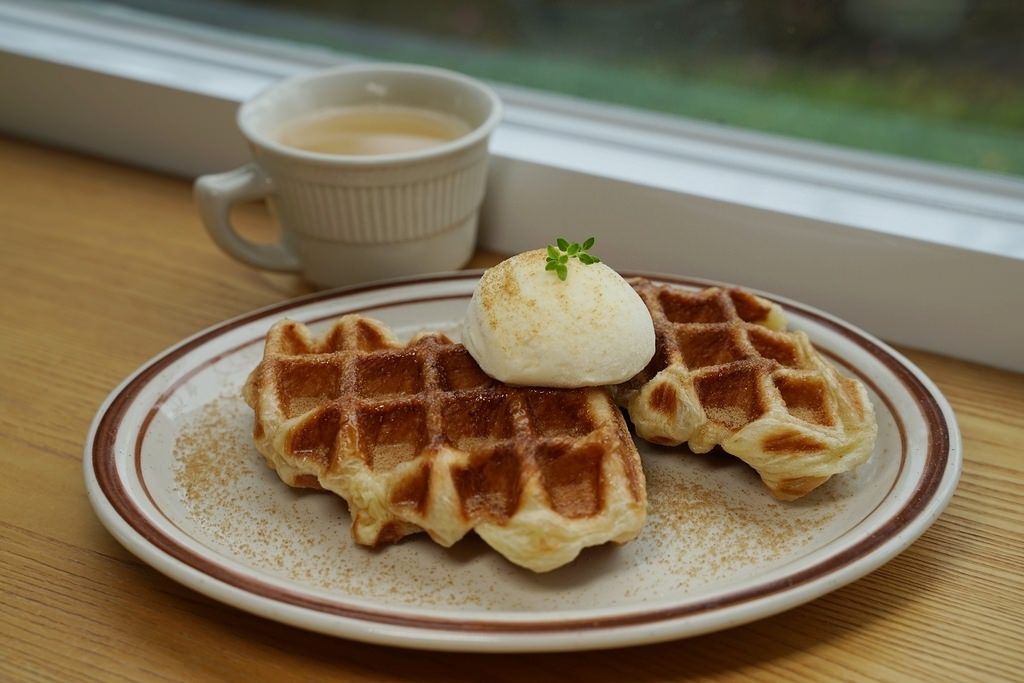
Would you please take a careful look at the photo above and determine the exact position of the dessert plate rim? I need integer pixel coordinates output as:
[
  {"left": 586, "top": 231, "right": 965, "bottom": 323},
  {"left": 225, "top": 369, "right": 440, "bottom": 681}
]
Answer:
[{"left": 83, "top": 270, "right": 961, "bottom": 652}]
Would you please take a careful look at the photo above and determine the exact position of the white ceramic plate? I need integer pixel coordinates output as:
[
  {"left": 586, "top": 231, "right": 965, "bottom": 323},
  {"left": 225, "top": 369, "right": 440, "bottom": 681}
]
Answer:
[{"left": 84, "top": 272, "right": 961, "bottom": 652}]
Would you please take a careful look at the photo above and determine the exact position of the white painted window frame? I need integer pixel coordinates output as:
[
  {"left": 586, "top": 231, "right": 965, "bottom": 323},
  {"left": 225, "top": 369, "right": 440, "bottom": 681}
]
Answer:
[{"left": 2, "top": 0, "right": 1022, "bottom": 371}]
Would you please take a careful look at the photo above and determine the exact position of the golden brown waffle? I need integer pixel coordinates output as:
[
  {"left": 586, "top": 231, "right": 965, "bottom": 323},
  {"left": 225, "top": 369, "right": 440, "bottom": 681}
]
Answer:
[
  {"left": 242, "top": 315, "right": 647, "bottom": 572},
  {"left": 612, "top": 279, "right": 877, "bottom": 500}
]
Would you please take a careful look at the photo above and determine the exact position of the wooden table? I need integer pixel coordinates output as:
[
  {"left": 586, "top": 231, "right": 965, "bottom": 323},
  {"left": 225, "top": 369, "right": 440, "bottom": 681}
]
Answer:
[{"left": 2, "top": 136, "right": 1021, "bottom": 682}]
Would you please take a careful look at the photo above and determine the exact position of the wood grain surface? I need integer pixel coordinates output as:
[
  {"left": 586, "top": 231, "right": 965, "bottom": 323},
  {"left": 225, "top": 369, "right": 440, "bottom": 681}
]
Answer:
[{"left": 1, "top": 136, "right": 1021, "bottom": 682}]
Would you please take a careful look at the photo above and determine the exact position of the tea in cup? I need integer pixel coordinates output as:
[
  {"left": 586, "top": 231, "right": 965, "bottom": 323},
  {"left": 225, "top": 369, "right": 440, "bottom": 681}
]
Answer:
[{"left": 276, "top": 104, "right": 472, "bottom": 156}]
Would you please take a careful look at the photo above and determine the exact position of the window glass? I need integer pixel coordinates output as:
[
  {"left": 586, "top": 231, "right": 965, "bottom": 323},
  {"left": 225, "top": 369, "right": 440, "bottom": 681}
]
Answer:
[{"left": 69, "top": 0, "right": 1023, "bottom": 177}]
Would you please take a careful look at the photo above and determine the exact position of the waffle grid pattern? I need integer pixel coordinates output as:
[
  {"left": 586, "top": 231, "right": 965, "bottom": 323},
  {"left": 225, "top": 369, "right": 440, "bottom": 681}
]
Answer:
[
  {"left": 243, "top": 316, "right": 646, "bottom": 572},
  {"left": 614, "top": 279, "right": 877, "bottom": 500}
]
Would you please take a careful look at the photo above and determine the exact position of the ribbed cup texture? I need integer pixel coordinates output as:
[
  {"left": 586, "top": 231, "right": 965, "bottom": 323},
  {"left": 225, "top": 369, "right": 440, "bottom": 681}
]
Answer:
[{"left": 261, "top": 144, "right": 491, "bottom": 245}]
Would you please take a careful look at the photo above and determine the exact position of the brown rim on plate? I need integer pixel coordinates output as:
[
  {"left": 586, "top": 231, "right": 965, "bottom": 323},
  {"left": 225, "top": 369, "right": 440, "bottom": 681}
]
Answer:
[{"left": 90, "top": 273, "right": 950, "bottom": 634}]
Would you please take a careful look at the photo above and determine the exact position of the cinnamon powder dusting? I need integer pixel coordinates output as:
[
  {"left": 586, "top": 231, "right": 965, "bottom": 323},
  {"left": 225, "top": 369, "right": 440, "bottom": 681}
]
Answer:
[
  {"left": 171, "top": 393, "right": 491, "bottom": 606},
  {"left": 635, "top": 449, "right": 843, "bottom": 589},
  {"left": 170, "top": 391, "right": 847, "bottom": 610}
]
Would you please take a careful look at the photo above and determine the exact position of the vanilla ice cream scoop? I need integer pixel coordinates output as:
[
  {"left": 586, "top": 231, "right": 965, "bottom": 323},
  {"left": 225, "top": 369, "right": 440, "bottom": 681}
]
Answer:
[{"left": 462, "top": 248, "right": 655, "bottom": 387}]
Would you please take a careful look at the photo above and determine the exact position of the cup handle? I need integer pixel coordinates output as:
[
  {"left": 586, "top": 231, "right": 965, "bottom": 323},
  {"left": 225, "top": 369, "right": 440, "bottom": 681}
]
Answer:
[{"left": 194, "top": 163, "right": 301, "bottom": 272}]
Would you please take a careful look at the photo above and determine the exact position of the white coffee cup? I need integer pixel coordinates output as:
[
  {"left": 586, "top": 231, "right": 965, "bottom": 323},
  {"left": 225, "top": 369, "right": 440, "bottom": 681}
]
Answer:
[{"left": 194, "top": 63, "right": 502, "bottom": 288}]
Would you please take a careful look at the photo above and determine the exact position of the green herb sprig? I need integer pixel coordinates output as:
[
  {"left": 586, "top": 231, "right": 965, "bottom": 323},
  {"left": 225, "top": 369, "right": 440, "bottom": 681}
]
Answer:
[{"left": 545, "top": 237, "right": 600, "bottom": 281}]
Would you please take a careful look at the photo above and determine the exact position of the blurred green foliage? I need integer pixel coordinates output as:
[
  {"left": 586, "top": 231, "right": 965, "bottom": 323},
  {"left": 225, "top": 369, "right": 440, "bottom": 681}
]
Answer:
[{"left": 90, "top": 0, "right": 1024, "bottom": 175}]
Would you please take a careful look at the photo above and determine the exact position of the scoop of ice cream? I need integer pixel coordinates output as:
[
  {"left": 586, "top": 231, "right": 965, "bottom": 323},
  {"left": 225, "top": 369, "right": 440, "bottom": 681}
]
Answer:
[{"left": 462, "top": 249, "right": 655, "bottom": 387}]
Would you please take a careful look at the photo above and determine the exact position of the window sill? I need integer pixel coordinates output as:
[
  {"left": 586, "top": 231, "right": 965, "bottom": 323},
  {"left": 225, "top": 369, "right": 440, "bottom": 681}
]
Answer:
[{"left": 2, "top": 0, "right": 1021, "bottom": 371}]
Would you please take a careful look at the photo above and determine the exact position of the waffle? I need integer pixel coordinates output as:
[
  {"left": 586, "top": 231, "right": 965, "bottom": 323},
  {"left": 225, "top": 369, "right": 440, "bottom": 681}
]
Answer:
[
  {"left": 242, "top": 315, "right": 646, "bottom": 572},
  {"left": 612, "top": 279, "right": 877, "bottom": 500}
]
